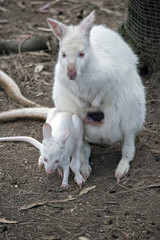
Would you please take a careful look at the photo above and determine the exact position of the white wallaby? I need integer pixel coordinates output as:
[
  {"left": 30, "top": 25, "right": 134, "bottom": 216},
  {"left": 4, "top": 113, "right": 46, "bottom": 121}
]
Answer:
[
  {"left": 47, "top": 11, "right": 146, "bottom": 181},
  {"left": 0, "top": 108, "right": 91, "bottom": 188}
]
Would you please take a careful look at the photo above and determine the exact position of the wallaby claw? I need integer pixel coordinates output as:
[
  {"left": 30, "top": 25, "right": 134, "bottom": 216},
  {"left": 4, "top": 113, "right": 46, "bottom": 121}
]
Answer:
[
  {"left": 74, "top": 175, "right": 85, "bottom": 188},
  {"left": 61, "top": 183, "right": 69, "bottom": 189}
]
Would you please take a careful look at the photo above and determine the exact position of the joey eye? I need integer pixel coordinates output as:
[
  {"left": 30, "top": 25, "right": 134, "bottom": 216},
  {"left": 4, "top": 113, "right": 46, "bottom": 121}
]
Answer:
[
  {"left": 44, "top": 158, "right": 48, "bottom": 162},
  {"left": 55, "top": 159, "right": 59, "bottom": 164},
  {"left": 79, "top": 51, "right": 85, "bottom": 58},
  {"left": 62, "top": 52, "right": 66, "bottom": 58}
]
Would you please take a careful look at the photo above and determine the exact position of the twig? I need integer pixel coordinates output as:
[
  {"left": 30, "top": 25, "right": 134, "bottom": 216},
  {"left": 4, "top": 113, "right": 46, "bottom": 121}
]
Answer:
[
  {"left": 100, "top": 7, "right": 122, "bottom": 17},
  {"left": 151, "top": 149, "right": 160, "bottom": 154},
  {"left": 19, "top": 197, "right": 76, "bottom": 211},
  {"left": 148, "top": 183, "right": 160, "bottom": 188},
  {"left": 0, "top": 6, "right": 10, "bottom": 12},
  {"left": 147, "top": 99, "right": 160, "bottom": 104},
  {"left": 142, "top": 127, "right": 158, "bottom": 135},
  {"left": 38, "top": 212, "right": 78, "bottom": 226},
  {"left": 0, "top": 217, "right": 18, "bottom": 224}
]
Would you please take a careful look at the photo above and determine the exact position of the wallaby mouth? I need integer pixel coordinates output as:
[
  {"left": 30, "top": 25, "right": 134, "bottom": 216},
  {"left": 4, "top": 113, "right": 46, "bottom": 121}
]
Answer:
[
  {"left": 46, "top": 168, "right": 53, "bottom": 175},
  {"left": 67, "top": 70, "right": 77, "bottom": 80},
  {"left": 67, "top": 65, "right": 77, "bottom": 80}
]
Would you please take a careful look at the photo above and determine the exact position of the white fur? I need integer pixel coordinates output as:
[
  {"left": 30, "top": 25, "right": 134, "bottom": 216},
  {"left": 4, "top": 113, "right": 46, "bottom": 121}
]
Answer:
[
  {"left": 47, "top": 11, "right": 146, "bottom": 181},
  {"left": 41, "top": 108, "right": 91, "bottom": 187},
  {"left": 0, "top": 108, "right": 91, "bottom": 188}
]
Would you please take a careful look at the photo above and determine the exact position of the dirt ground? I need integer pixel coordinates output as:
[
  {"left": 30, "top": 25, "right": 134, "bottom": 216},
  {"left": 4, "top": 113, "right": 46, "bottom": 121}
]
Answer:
[{"left": 0, "top": 1, "right": 160, "bottom": 240}]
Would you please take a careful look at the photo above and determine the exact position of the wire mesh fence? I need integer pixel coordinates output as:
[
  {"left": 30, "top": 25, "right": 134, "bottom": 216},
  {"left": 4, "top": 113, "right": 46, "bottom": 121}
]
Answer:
[{"left": 124, "top": 0, "right": 160, "bottom": 60}]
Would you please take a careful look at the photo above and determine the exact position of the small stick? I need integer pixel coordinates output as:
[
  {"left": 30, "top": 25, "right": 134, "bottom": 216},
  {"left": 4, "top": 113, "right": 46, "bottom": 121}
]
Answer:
[
  {"left": 151, "top": 149, "right": 160, "bottom": 154},
  {"left": 19, "top": 197, "right": 76, "bottom": 211}
]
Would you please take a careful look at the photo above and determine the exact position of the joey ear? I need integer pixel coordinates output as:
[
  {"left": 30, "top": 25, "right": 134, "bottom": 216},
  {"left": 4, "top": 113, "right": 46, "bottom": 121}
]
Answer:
[
  {"left": 46, "top": 18, "right": 68, "bottom": 39},
  {"left": 43, "top": 123, "right": 52, "bottom": 140},
  {"left": 57, "top": 128, "right": 70, "bottom": 145},
  {"left": 80, "top": 11, "right": 95, "bottom": 35}
]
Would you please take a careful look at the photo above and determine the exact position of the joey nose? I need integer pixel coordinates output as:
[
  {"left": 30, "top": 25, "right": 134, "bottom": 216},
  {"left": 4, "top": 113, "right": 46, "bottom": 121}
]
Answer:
[
  {"left": 46, "top": 168, "right": 53, "bottom": 175},
  {"left": 67, "top": 67, "right": 77, "bottom": 80}
]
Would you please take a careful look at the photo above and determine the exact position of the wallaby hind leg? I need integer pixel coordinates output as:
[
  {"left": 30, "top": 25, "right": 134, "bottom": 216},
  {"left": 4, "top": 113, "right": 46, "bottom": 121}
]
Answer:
[
  {"left": 115, "top": 132, "right": 135, "bottom": 182},
  {"left": 80, "top": 141, "right": 92, "bottom": 180},
  {"left": 70, "top": 138, "right": 85, "bottom": 187}
]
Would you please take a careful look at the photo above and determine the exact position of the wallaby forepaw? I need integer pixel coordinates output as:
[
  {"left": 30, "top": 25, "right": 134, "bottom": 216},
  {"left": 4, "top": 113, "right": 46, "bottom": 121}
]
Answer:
[
  {"left": 57, "top": 167, "right": 64, "bottom": 178},
  {"left": 115, "top": 158, "right": 130, "bottom": 182}
]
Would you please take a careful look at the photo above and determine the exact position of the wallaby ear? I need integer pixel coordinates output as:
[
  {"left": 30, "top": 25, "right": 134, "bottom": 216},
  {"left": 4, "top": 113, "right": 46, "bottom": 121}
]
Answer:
[
  {"left": 46, "top": 18, "right": 68, "bottom": 39},
  {"left": 43, "top": 123, "right": 52, "bottom": 140},
  {"left": 57, "top": 128, "right": 70, "bottom": 145},
  {"left": 80, "top": 11, "right": 95, "bottom": 35}
]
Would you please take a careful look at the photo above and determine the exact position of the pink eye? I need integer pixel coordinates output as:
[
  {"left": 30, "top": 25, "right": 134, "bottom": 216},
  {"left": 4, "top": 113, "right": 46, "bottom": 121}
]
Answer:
[
  {"left": 79, "top": 52, "right": 85, "bottom": 57},
  {"left": 62, "top": 52, "right": 66, "bottom": 58},
  {"left": 44, "top": 158, "right": 48, "bottom": 162}
]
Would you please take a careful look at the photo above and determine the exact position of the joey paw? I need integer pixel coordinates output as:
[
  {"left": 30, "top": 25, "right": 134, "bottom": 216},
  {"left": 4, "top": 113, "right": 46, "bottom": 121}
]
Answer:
[
  {"left": 61, "top": 183, "right": 69, "bottom": 189},
  {"left": 57, "top": 168, "right": 64, "bottom": 178}
]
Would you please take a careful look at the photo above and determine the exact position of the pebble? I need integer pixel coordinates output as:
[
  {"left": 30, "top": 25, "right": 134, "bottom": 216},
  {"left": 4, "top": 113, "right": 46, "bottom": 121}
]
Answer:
[
  {"left": 79, "top": 208, "right": 84, "bottom": 212},
  {"left": 0, "top": 226, "right": 8, "bottom": 233}
]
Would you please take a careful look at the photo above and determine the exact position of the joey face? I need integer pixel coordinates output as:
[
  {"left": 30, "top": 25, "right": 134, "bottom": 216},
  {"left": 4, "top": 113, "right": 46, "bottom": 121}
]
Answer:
[
  {"left": 41, "top": 141, "right": 64, "bottom": 174},
  {"left": 41, "top": 123, "right": 70, "bottom": 175}
]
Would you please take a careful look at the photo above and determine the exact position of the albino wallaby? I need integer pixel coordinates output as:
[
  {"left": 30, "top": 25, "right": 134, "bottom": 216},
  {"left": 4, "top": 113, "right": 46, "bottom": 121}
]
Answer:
[
  {"left": 0, "top": 108, "right": 91, "bottom": 188},
  {"left": 47, "top": 11, "right": 146, "bottom": 181}
]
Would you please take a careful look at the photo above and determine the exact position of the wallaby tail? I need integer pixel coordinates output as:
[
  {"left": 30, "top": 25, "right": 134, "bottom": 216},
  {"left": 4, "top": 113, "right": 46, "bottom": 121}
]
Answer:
[
  {"left": 0, "top": 70, "right": 40, "bottom": 107},
  {"left": 0, "top": 136, "right": 42, "bottom": 150},
  {"left": 0, "top": 107, "right": 50, "bottom": 122}
]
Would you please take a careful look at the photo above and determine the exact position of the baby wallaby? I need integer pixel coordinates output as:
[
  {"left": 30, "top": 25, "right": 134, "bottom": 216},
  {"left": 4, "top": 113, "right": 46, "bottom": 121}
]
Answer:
[{"left": 0, "top": 108, "right": 91, "bottom": 188}]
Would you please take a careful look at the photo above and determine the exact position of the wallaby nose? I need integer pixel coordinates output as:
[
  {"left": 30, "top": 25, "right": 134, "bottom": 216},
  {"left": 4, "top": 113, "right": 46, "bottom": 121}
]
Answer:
[
  {"left": 67, "top": 66, "right": 77, "bottom": 80},
  {"left": 46, "top": 168, "right": 53, "bottom": 175}
]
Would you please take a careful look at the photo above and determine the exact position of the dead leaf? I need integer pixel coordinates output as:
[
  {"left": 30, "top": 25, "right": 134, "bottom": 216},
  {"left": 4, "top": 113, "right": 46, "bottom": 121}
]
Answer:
[
  {"left": 0, "top": 218, "right": 18, "bottom": 224},
  {"left": 19, "top": 197, "right": 76, "bottom": 211},
  {"left": 79, "top": 186, "right": 96, "bottom": 196},
  {"left": 35, "top": 92, "right": 44, "bottom": 97},
  {"left": 78, "top": 237, "right": 90, "bottom": 240},
  {"left": 17, "top": 2, "right": 26, "bottom": 10},
  {"left": 34, "top": 63, "right": 44, "bottom": 73}
]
